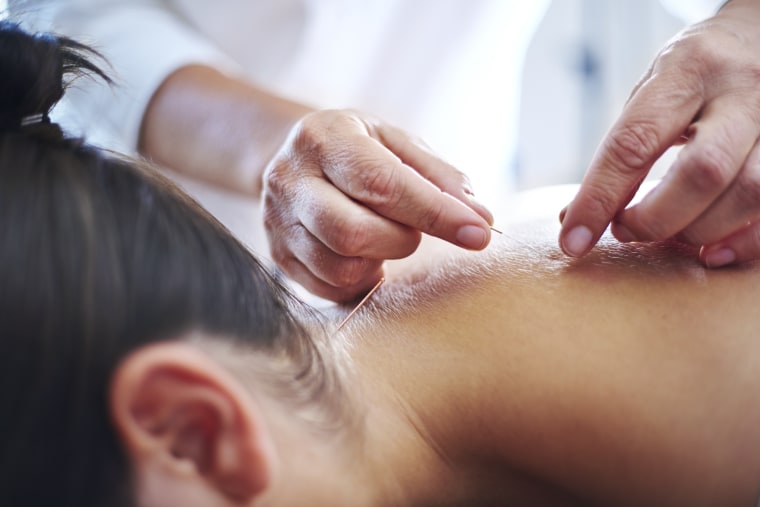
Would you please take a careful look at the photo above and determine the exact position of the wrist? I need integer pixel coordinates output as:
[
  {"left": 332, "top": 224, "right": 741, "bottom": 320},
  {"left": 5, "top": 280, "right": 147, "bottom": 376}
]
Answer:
[{"left": 140, "top": 65, "right": 311, "bottom": 197}]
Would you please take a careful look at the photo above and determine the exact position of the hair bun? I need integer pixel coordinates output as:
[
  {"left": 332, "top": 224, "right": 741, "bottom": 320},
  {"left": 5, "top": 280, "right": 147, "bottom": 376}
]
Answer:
[
  {"left": 0, "top": 20, "right": 111, "bottom": 131},
  {"left": 0, "top": 21, "right": 64, "bottom": 129}
]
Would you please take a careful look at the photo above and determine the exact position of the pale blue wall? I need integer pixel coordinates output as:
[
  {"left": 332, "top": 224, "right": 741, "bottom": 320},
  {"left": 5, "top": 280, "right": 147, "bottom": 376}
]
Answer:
[{"left": 515, "top": 0, "right": 688, "bottom": 189}]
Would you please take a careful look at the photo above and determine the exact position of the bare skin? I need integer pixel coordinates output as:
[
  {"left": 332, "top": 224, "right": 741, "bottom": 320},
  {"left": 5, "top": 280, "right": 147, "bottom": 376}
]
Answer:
[
  {"left": 112, "top": 185, "right": 760, "bottom": 507},
  {"left": 330, "top": 216, "right": 760, "bottom": 506}
]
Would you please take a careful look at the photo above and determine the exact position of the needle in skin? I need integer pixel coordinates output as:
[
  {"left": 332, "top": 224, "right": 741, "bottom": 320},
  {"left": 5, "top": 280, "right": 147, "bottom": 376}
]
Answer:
[
  {"left": 336, "top": 277, "right": 386, "bottom": 331},
  {"left": 336, "top": 227, "right": 500, "bottom": 332}
]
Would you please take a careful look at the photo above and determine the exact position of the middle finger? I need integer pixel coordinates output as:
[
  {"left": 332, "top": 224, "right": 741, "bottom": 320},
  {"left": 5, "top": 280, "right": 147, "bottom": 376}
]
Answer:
[
  {"left": 615, "top": 97, "right": 760, "bottom": 241},
  {"left": 679, "top": 135, "right": 760, "bottom": 246}
]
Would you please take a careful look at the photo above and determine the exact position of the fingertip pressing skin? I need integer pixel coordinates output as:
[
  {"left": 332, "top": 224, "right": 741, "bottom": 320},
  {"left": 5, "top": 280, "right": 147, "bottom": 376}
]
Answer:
[
  {"left": 557, "top": 38, "right": 707, "bottom": 258},
  {"left": 701, "top": 246, "right": 737, "bottom": 268},
  {"left": 562, "top": 0, "right": 760, "bottom": 264},
  {"left": 558, "top": 201, "right": 590, "bottom": 257},
  {"left": 559, "top": 224, "right": 594, "bottom": 257},
  {"left": 698, "top": 220, "right": 760, "bottom": 269}
]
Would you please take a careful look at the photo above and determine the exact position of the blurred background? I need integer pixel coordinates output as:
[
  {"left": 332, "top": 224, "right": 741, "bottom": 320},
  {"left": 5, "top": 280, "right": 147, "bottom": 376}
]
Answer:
[
  {"left": 1, "top": 0, "right": 707, "bottom": 198},
  {"left": 515, "top": 0, "right": 686, "bottom": 190}
]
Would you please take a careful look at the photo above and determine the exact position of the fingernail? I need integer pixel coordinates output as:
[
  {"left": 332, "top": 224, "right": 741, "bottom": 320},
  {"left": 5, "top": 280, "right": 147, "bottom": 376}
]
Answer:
[
  {"left": 611, "top": 222, "right": 637, "bottom": 243},
  {"left": 704, "top": 247, "right": 736, "bottom": 268},
  {"left": 561, "top": 225, "right": 592, "bottom": 257},
  {"left": 457, "top": 225, "right": 488, "bottom": 249}
]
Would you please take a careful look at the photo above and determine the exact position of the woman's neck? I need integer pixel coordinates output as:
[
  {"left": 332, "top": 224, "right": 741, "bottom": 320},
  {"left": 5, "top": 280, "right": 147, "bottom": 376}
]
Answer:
[
  {"left": 335, "top": 231, "right": 582, "bottom": 506},
  {"left": 337, "top": 220, "right": 760, "bottom": 507},
  {"left": 295, "top": 319, "right": 467, "bottom": 507},
  {"left": 344, "top": 312, "right": 580, "bottom": 507},
  {"left": 344, "top": 327, "right": 568, "bottom": 507}
]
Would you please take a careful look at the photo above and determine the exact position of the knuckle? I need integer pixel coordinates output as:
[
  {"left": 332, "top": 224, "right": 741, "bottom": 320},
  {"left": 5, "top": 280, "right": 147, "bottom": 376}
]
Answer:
[
  {"left": 737, "top": 60, "right": 760, "bottom": 96},
  {"left": 734, "top": 172, "right": 760, "bottom": 210},
  {"left": 675, "top": 218, "right": 711, "bottom": 246},
  {"left": 263, "top": 130, "right": 322, "bottom": 198},
  {"left": 632, "top": 213, "right": 671, "bottom": 241},
  {"left": 291, "top": 114, "right": 332, "bottom": 164},
  {"left": 262, "top": 158, "right": 291, "bottom": 196},
  {"left": 686, "top": 143, "right": 735, "bottom": 193},
  {"left": 262, "top": 197, "right": 280, "bottom": 234},
  {"left": 452, "top": 168, "right": 474, "bottom": 193},
  {"left": 582, "top": 179, "right": 623, "bottom": 219},
  {"left": 605, "top": 122, "right": 663, "bottom": 174},
  {"left": 681, "top": 37, "right": 714, "bottom": 67},
  {"left": 329, "top": 257, "right": 374, "bottom": 288},
  {"left": 664, "top": 32, "right": 720, "bottom": 72},
  {"left": 446, "top": 165, "right": 469, "bottom": 184},
  {"left": 732, "top": 224, "right": 760, "bottom": 260},
  {"left": 747, "top": 65, "right": 760, "bottom": 93},
  {"left": 262, "top": 200, "right": 301, "bottom": 265},
  {"left": 418, "top": 200, "right": 446, "bottom": 233},
  {"left": 355, "top": 161, "right": 404, "bottom": 207},
  {"left": 748, "top": 226, "right": 760, "bottom": 252},
  {"left": 268, "top": 237, "right": 291, "bottom": 269},
  {"left": 324, "top": 215, "right": 372, "bottom": 257}
]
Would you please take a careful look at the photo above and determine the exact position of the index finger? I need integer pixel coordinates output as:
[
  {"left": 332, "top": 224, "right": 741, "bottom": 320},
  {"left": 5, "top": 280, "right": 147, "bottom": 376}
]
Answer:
[
  {"left": 371, "top": 122, "right": 494, "bottom": 225},
  {"left": 325, "top": 132, "right": 493, "bottom": 251},
  {"left": 559, "top": 69, "right": 703, "bottom": 257}
]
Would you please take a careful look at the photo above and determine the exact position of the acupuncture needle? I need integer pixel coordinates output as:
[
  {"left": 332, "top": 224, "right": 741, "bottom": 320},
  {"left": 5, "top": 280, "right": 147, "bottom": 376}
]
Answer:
[
  {"left": 336, "top": 227, "right": 502, "bottom": 331},
  {"left": 335, "top": 277, "right": 386, "bottom": 331}
]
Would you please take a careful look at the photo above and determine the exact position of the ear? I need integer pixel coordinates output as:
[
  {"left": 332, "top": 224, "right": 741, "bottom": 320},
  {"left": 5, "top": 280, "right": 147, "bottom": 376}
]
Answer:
[{"left": 109, "top": 341, "right": 276, "bottom": 505}]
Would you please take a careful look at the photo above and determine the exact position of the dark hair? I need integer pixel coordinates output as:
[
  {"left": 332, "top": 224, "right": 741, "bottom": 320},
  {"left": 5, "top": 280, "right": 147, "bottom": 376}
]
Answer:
[
  {"left": 0, "top": 20, "right": 111, "bottom": 130},
  {"left": 0, "top": 21, "right": 336, "bottom": 507}
]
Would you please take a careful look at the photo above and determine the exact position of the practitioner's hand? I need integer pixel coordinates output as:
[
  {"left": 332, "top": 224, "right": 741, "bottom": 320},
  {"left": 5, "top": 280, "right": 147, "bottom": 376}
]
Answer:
[
  {"left": 559, "top": 0, "right": 760, "bottom": 268},
  {"left": 262, "top": 109, "right": 493, "bottom": 302}
]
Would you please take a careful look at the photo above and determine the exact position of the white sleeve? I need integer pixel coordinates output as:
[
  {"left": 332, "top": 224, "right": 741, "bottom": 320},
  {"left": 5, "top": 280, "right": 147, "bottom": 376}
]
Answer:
[
  {"left": 10, "top": 0, "right": 240, "bottom": 153},
  {"left": 659, "top": 0, "right": 725, "bottom": 23}
]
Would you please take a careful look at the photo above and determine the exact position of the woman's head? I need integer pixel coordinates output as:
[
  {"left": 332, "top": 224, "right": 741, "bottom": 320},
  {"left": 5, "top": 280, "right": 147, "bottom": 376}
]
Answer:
[{"left": 0, "top": 20, "right": 346, "bottom": 507}]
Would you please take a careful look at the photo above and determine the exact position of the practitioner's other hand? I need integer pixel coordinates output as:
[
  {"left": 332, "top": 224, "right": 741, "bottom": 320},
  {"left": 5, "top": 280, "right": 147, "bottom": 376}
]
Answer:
[
  {"left": 559, "top": 0, "right": 760, "bottom": 268},
  {"left": 262, "top": 109, "right": 493, "bottom": 302}
]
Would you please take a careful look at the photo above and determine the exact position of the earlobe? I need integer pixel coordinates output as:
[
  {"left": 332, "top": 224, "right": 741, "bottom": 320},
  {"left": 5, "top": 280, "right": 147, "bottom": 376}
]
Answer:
[{"left": 109, "top": 340, "right": 275, "bottom": 504}]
